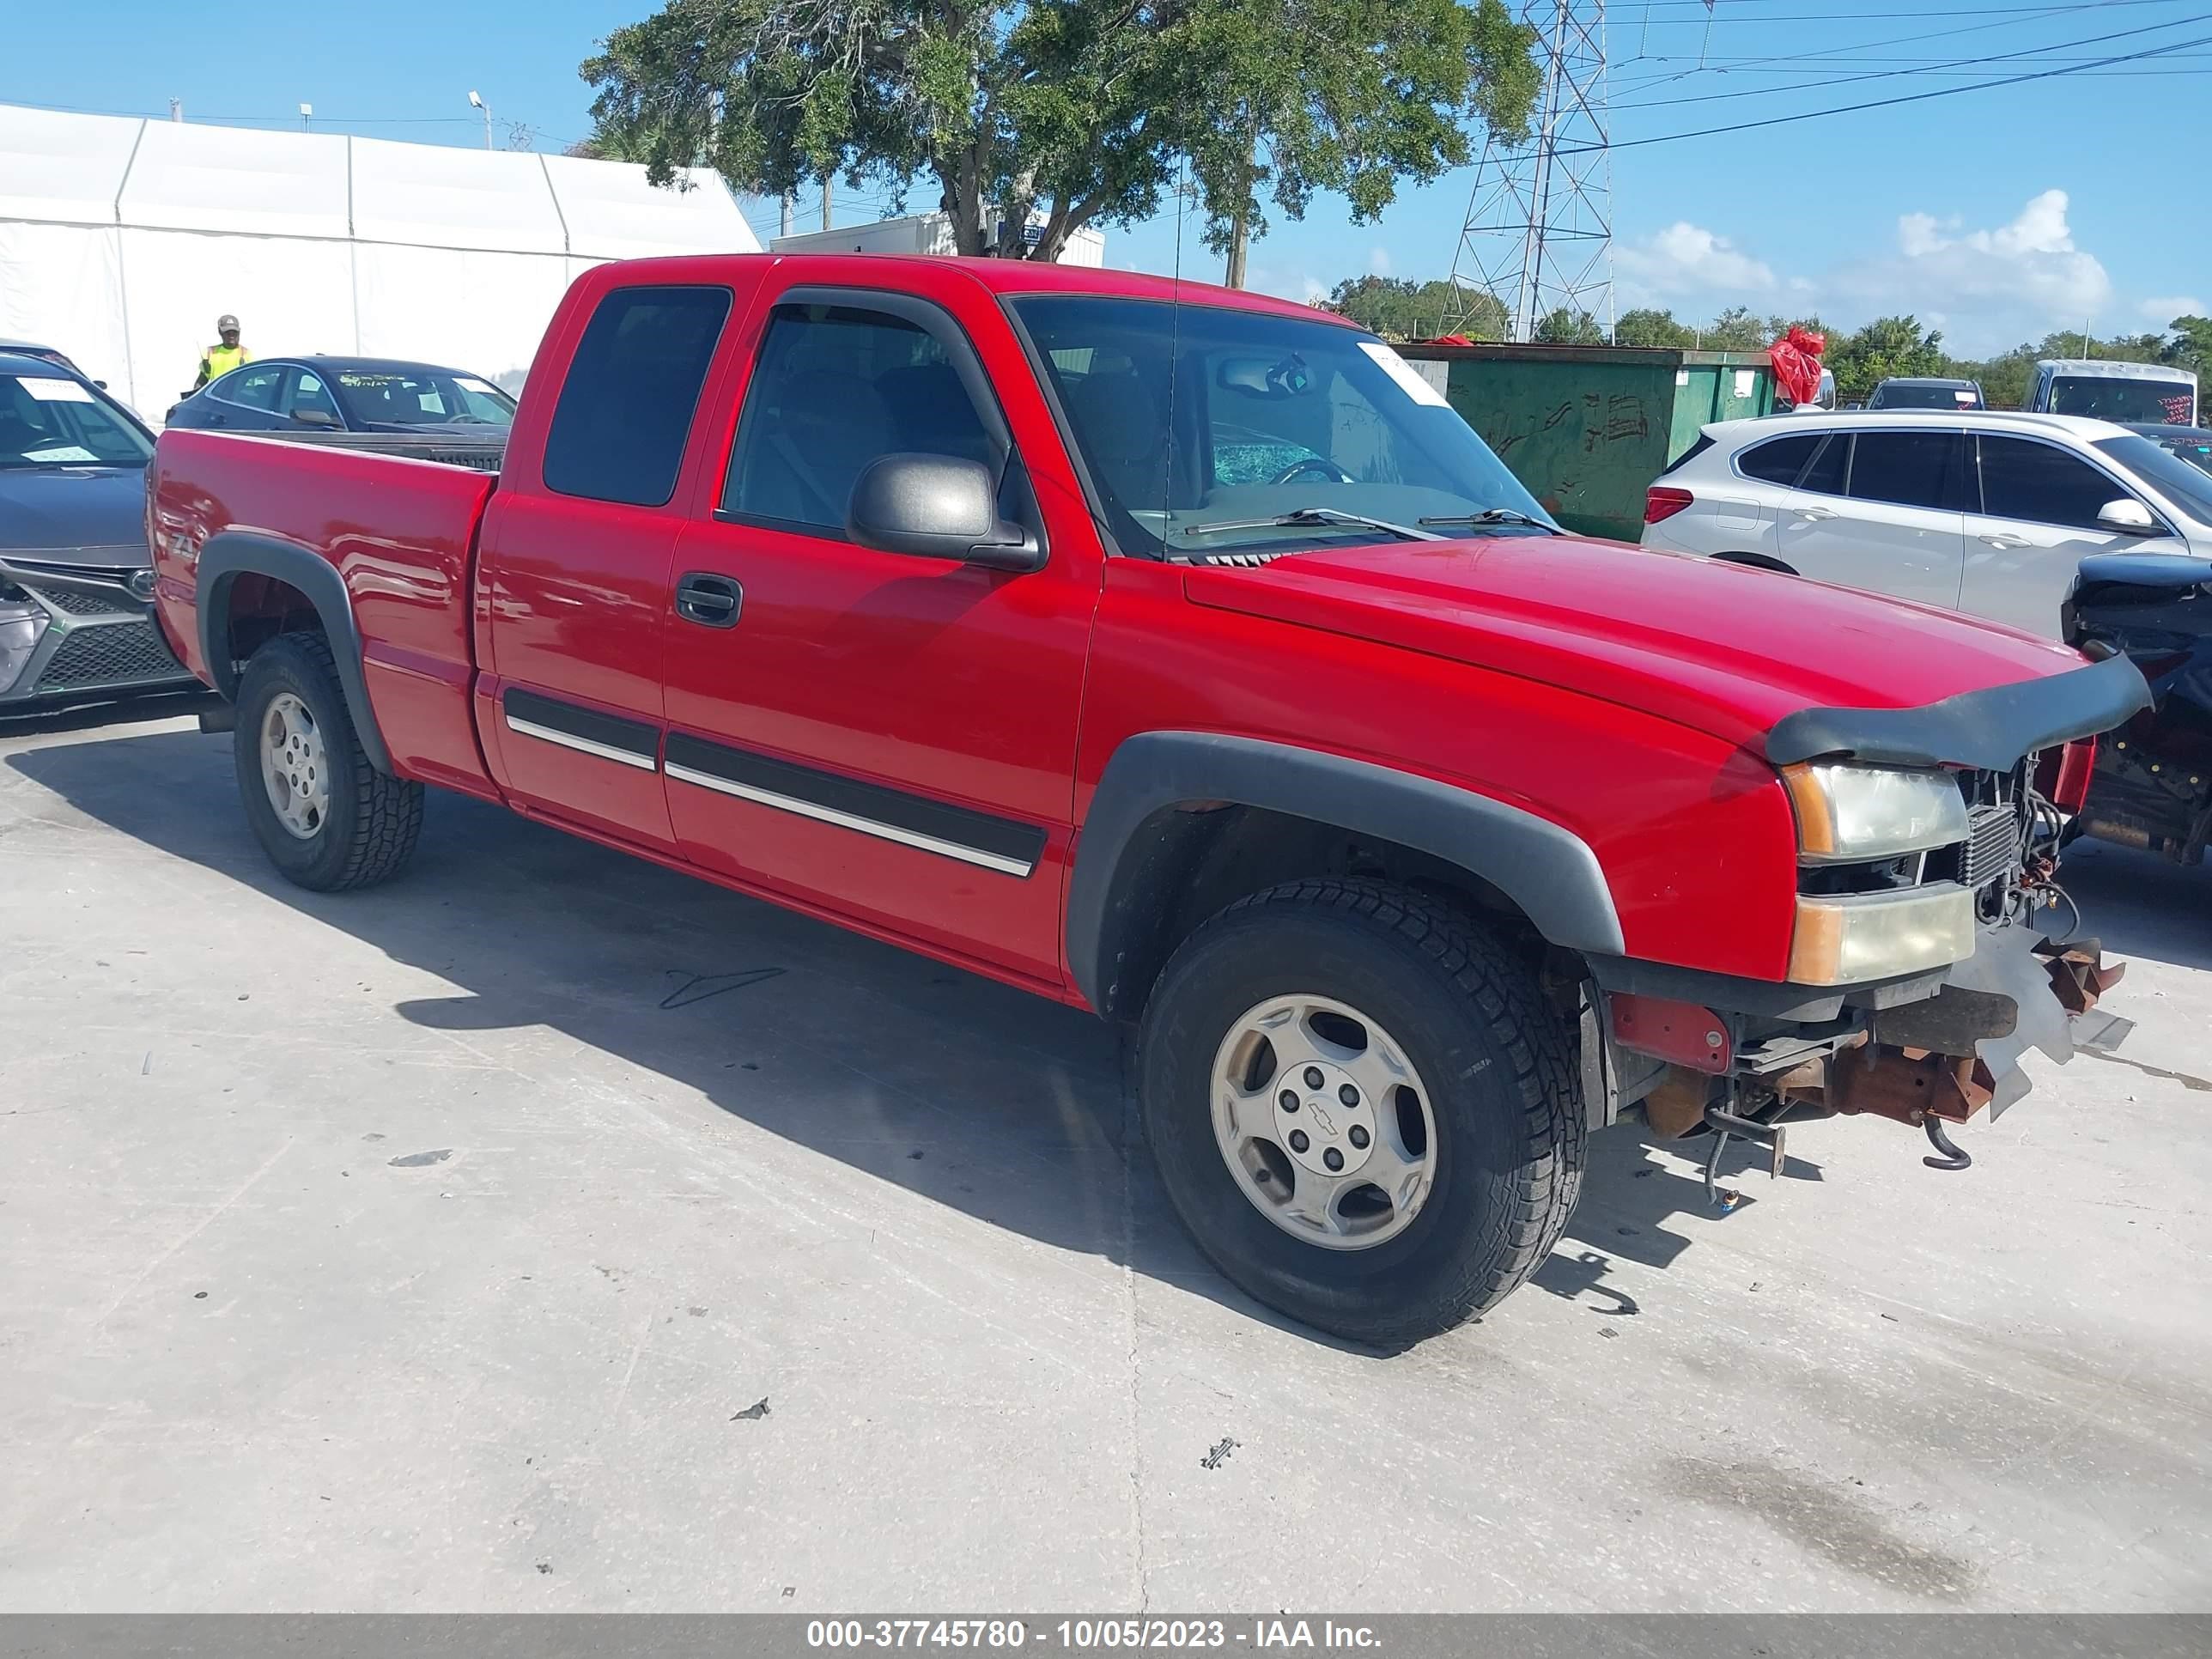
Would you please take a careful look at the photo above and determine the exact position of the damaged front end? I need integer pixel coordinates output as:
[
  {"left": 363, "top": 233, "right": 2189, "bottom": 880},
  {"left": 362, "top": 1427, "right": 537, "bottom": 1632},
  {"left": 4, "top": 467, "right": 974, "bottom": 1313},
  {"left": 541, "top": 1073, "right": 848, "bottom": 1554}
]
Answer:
[{"left": 1585, "top": 652, "right": 2150, "bottom": 1190}]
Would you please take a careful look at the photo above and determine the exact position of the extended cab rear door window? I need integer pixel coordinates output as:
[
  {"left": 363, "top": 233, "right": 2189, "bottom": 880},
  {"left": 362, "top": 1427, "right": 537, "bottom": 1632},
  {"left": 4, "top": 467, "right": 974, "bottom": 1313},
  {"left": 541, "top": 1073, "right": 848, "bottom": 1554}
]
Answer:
[
  {"left": 542, "top": 284, "right": 732, "bottom": 507},
  {"left": 720, "top": 301, "right": 1003, "bottom": 534}
]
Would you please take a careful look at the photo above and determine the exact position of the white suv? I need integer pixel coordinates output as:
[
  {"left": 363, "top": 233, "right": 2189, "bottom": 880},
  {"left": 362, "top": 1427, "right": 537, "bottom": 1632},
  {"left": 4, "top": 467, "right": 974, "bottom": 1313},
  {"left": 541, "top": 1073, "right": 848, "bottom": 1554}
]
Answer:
[{"left": 1641, "top": 410, "right": 2212, "bottom": 636}]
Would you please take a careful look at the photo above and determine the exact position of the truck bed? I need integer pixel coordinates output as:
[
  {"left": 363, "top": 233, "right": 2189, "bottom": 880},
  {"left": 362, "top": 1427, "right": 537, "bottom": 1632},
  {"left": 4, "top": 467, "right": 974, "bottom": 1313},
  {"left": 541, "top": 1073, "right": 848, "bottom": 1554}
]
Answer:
[
  {"left": 149, "top": 429, "right": 501, "bottom": 797},
  {"left": 221, "top": 426, "right": 507, "bottom": 472}
]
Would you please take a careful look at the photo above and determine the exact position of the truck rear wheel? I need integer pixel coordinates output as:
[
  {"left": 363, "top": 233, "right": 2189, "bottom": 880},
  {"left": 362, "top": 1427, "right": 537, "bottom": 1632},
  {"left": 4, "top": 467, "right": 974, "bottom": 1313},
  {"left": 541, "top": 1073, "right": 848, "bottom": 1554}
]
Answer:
[
  {"left": 233, "top": 634, "right": 422, "bottom": 891},
  {"left": 1138, "top": 879, "right": 1584, "bottom": 1349}
]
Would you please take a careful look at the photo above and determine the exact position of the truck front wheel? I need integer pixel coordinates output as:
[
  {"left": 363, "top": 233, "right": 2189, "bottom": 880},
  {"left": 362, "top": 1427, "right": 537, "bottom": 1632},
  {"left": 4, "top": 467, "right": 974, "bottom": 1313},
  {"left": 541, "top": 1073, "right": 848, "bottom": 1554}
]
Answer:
[
  {"left": 1138, "top": 879, "right": 1584, "bottom": 1348},
  {"left": 233, "top": 634, "right": 422, "bottom": 891}
]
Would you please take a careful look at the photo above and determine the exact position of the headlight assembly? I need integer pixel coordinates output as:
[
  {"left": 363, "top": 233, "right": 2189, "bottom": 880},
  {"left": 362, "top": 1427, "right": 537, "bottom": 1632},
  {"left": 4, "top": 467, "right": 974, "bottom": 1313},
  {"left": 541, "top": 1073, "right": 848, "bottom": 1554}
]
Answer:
[
  {"left": 1782, "top": 762, "right": 1971, "bottom": 863},
  {"left": 1789, "top": 885, "right": 1977, "bottom": 985}
]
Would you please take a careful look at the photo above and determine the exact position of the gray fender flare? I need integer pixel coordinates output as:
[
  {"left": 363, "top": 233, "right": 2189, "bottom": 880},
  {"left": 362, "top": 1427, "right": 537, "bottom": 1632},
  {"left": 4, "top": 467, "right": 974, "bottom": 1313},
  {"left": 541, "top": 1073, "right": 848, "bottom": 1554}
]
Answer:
[
  {"left": 1065, "top": 731, "right": 1626, "bottom": 1015},
  {"left": 194, "top": 531, "right": 395, "bottom": 775}
]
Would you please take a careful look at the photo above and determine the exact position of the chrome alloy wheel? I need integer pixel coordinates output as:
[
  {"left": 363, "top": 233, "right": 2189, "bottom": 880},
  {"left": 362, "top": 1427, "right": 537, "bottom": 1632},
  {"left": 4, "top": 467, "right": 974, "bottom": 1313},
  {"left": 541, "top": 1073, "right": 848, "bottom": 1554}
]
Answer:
[
  {"left": 259, "top": 691, "right": 331, "bottom": 841},
  {"left": 1209, "top": 994, "right": 1439, "bottom": 1250}
]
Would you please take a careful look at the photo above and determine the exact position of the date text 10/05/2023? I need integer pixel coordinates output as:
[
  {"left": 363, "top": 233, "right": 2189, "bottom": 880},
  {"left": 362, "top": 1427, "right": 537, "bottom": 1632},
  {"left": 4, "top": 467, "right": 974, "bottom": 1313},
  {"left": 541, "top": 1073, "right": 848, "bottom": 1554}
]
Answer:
[{"left": 805, "top": 1620, "right": 1382, "bottom": 1650}]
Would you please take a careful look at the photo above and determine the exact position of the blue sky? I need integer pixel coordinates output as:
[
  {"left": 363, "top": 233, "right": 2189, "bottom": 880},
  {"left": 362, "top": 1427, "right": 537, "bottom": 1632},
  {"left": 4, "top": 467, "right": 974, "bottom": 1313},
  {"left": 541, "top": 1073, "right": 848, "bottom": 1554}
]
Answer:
[{"left": 9, "top": 0, "right": 2208, "bottom": 356}]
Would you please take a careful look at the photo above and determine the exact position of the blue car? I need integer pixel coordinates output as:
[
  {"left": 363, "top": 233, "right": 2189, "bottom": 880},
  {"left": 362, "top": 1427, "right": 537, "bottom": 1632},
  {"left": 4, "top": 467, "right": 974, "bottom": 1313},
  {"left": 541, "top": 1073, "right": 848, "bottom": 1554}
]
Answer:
[{"left": 165, "top": 355, "right": 516, "bottom": 434}]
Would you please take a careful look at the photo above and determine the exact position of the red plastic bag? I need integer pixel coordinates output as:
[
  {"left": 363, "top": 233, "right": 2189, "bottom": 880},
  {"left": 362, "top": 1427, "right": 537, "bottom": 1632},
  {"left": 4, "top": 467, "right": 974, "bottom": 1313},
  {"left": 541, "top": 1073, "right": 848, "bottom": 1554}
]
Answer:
[{"left": 1769, "top": 325, "right": 1826, "bottom": 408}]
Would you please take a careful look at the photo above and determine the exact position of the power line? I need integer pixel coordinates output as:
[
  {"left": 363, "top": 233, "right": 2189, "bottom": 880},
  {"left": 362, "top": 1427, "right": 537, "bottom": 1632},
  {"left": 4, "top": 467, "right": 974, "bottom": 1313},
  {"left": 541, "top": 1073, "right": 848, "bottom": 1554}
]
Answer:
[
  {"left": 1612, "top": 9, "right": 2212, "bottom": 107},
  {"left": 1620, "top": 0, "right": 2176, "bottom": 9},
  {"left": 1571, "top": 26, "right": 2212, "bottom": 151},
  {"left": 1616, "top": 0, "right": 2185, "bottom": 14},
  {"left": 1608, "top": 0, "right": 2120, "bottom": 95}
]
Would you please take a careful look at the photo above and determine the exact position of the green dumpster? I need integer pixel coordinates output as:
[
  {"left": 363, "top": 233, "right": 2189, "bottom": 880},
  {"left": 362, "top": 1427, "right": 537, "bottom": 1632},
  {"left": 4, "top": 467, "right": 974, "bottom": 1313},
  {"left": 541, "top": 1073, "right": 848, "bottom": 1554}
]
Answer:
[{"left": 1393, "top": 343, "right": 1776, "bottom": 542}]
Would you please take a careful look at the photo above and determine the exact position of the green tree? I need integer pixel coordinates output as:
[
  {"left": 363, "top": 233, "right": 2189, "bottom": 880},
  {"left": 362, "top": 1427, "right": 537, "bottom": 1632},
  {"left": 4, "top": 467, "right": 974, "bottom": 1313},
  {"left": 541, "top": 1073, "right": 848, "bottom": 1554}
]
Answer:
[
  {"left": 2168, "top": 315, "right": 2212, "bottom": 376},
  {"left": 1613, "top": 307, "right": 1694, "bottom": 349},
  {"left": 1827, "top": 314, "right": 1946, "bottom": 403},
  {"left": 1956, "top": 343, "right": 2036, "bottom": 410},
  {"left": 1700, "top": 306, "right": 1768, "bottom": 350},
  {"left": 1323, "top": 275, "right": 1505, "bottom": 341},
  {"left": 581, "top": 0, "right": 1540, "bottom": 264},
  {"left": 1533, "top": 307, "right": 1604, "bottom": 345}
]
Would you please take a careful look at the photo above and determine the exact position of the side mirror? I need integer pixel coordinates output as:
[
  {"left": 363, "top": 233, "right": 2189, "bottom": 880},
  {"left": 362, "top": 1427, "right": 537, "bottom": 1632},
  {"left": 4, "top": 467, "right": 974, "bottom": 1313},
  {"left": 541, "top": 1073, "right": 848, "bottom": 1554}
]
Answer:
[
  {"left": 2097, "top": 498, "right": 2158, "bottom": 535},
  {"left": 290, "top": 408, "right": 343, "bottom": 428},
  {"left": 846, "top": 453, "right": 1043, "bottom": 574}
]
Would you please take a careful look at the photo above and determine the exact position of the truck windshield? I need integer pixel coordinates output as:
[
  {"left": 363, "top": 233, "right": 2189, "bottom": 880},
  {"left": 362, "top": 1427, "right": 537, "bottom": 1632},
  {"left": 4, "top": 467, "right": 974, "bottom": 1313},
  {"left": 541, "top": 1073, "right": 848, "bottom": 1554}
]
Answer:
[
  {"left": 1011, "top": 295, "right": 1553, "bottom": 557},
  {"left": 0, "top": 372, "right": 153, "bottom": 469},
  {"left": 2051, "top": 375, "right": 2196, "bottom": 425}
]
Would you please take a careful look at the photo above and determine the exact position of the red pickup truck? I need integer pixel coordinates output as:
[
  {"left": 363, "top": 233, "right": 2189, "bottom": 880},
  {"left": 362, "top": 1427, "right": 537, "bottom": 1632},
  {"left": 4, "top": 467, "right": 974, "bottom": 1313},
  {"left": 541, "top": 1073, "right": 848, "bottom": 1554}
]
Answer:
[{"left": 148, "top": 255, "right": 2145, "bottom": 1347}]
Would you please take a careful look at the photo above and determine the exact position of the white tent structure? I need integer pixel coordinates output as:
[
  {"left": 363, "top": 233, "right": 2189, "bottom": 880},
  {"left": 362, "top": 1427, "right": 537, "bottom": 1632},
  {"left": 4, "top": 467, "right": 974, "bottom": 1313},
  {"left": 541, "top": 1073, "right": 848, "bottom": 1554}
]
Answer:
[{"left": 0, "top": 103, "right": 759, "bottom": 413}]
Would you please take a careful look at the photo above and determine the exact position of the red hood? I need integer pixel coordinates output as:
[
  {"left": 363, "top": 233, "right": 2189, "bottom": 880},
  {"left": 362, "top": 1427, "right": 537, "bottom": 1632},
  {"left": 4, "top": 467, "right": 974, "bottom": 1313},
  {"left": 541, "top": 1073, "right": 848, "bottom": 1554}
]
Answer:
[{"left": 1183, "top": 534, "right": 2084, "bottom": 753}]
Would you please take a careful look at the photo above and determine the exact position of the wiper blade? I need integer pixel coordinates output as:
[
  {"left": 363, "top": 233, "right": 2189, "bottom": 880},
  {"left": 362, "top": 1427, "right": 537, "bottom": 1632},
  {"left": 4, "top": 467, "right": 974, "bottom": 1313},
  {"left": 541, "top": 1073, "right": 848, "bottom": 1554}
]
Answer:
[
  {"left": 1417, "top": 507, "right": 1560, "bottom": 533},
  {"left": 1180, "top": 507, "right": 1444, "bottom": 543}
]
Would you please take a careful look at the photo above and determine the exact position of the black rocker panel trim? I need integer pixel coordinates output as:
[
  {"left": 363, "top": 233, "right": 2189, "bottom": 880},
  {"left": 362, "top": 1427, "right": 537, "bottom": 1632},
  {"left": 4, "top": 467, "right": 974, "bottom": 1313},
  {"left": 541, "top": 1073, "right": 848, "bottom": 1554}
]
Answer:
[
  {"left": 663, "top": 731, "right": 1046, "bottom": 875},
  {"left": 501, "top": 687, "right": 661, "bottom": 763}
]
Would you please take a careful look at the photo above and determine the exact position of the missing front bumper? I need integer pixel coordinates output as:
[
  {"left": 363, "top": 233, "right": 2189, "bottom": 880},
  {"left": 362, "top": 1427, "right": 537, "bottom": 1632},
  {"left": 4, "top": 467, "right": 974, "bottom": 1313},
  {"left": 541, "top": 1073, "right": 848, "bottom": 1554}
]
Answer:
[{"left": 1608, "top": 922, "right": 2131, "bottom": 1147}]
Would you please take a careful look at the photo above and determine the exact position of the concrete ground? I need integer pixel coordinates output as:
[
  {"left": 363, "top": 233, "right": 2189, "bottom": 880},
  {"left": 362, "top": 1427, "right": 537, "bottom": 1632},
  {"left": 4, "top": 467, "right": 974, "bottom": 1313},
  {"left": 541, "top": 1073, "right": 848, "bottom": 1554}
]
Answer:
[{"left": 3, "top": 703, "right": 2209, "bottom": 1614}]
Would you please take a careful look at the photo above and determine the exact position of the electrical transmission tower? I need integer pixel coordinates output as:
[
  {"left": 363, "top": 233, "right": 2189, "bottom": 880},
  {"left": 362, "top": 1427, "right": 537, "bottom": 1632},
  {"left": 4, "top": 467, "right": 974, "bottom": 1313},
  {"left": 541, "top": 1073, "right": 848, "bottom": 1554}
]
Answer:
[{"left": 1449, "top": 1, "right": 1614, "bottom": 343}]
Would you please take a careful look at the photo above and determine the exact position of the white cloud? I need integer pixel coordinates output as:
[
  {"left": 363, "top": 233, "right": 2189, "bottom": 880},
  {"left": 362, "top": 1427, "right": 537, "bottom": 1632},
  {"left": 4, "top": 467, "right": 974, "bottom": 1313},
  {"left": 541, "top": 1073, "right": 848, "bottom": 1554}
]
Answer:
[
  {"left": 1614, "top": 221, "right": 1776, "bottom": 301},
  {"left": 1856, "top": 190, "right": 2110, "bottom": 327},
  {"left": 1368, "top": 246, "right": 1392, "bottom": 276},
  {"left": 2140, "top": 295, "right": 2207, "bottom": 325},
  {"left": 1607, "top": 191, "right": 2137, "bottom": 355}
]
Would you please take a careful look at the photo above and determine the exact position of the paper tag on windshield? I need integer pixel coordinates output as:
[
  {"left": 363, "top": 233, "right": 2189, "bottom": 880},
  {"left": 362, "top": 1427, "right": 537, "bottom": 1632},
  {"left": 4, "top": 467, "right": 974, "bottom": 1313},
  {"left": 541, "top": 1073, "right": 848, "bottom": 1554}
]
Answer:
[
  {"left": 25, "top": 444, "right": 99, "bottom": 462},
  {"left": 456, "top": 375, "right": 500, "bottom": 397},
  {"left": 1359, "top": 343, "right": 1450, "bottom": 408},
  {"left": 21, "top": 376, "right": 94, "bottom": 403}
]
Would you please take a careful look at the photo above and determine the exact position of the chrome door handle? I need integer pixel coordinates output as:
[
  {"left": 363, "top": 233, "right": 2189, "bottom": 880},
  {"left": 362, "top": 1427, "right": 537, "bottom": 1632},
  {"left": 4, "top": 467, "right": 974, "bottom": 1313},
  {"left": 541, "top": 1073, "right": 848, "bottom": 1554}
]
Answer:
[
  {"left": 1978, "top": 534, "right": 2028, "bottom": 550},
  {"left": 1792, "top": 505, "right": 1834, "bottom": 521}
]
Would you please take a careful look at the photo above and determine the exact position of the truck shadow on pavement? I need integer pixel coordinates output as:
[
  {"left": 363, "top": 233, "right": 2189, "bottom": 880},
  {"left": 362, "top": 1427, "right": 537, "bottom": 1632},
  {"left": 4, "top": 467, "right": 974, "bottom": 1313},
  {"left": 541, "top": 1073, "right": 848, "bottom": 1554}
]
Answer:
[
  {"left": 0, "top": 723, "right": 2011, "bottom": 1351},
  {"left": 2054, "top": 840, "right": 2212, "bottom": 975}
]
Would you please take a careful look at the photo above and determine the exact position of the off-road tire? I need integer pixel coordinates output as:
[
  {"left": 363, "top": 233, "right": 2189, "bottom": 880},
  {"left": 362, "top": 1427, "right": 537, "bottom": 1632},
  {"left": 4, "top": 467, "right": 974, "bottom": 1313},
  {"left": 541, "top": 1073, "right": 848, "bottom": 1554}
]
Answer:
[
  {"left": 1138, "top": 878, "right": 1584, "bottom": 1349},
  {"left": 233, "top": 633, "right": 422, "bottom": 891}
]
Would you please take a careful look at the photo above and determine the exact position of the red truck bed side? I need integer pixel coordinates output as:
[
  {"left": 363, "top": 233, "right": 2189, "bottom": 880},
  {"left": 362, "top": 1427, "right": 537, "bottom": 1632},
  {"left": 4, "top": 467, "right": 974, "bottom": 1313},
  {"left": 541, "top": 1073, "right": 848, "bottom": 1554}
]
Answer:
[{"left": 150, "top": 431, "right": 499, "bottom": 799}]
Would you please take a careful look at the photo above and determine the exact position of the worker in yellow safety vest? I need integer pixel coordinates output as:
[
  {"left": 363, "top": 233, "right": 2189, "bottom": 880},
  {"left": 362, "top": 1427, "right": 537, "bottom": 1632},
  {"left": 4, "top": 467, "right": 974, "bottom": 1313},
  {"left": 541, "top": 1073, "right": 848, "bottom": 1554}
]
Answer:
[{"left": 191, "top": 315, "right": 251, "bottom": 390}]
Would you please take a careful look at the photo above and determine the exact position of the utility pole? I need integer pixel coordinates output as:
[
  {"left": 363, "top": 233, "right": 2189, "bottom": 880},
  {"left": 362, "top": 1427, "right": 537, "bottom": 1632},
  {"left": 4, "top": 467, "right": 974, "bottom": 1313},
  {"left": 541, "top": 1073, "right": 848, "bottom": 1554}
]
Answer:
[
  {"left": 1449, "top": 2, "right": 1613, "bottom": 342},
  {"left": 1224, "top": 116, "right": 1259, "bottom": 289},
  {"left": 299, "top": 103, "right": 313, "bottom": 133},
  {"left": 780, "top": 192, "right": 794, "bottom": 238},
  {"left": 168, "top": 98, "right": 183, "bottom": 123},
  {"left": 468, "top": 90, "right": 491, "bottom": 151},
  {"left": 821, "top": 177, "right": 832, "bottom": 231}
]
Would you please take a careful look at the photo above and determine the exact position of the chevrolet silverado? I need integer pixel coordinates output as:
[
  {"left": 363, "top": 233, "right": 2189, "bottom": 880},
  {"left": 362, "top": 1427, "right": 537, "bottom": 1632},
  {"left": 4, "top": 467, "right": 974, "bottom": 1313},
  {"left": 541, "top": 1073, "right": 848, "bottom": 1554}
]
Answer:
[{"left": 148, "top": 255, "right": 2147, "bottom": 1346}]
